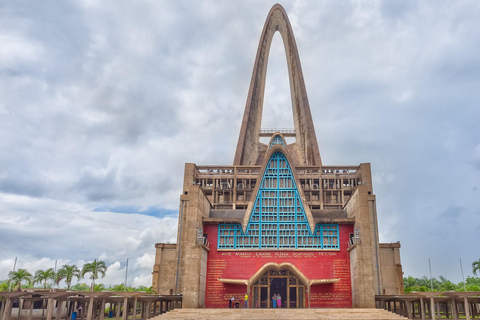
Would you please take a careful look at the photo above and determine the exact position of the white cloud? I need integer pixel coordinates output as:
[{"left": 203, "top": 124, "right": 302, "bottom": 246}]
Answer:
[{"left": 1, "top": 0, "right": 480, "bottom": 286}]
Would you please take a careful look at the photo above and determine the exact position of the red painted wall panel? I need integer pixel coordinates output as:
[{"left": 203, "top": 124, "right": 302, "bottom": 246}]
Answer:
[{"left": 204, "top": 224, "right": 353, "bottom": 308}]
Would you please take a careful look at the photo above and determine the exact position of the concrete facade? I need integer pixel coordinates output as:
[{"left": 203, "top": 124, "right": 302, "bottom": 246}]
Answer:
[{"left": 152, "top": 4, "right": 403, "bottom": 309}]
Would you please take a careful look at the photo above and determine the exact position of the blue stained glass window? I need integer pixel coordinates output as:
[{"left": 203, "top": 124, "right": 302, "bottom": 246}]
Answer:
[
  {"left": 218, "top": 152, "right": 339, "bottom": 249},
  {"left": 269, "top": 135, "right": 285, "bottom": 149}
]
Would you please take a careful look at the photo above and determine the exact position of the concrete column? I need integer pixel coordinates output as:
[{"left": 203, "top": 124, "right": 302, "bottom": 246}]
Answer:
[
  {"left": 17, "top": 298, "right": 24, "bottom": 320},
  {"left": 132, "top": 298, "right": 137, "bottom": 320},
  {"left": 464, "top": 297, "right": 470, "bottom": 320},
  {"left": 99, "top": 299, "right": 105, "bottom": 320},
  {"left": 28, "top": 300, "right": 33, "bottom": 320},
  {"left": 115, "top": 303, "right": 120, "bottom": 320},
  {"left": 307, "top": 285, "right": 310, "bottom": 309},
  {"left": 451, "top": 298, "right": 457, "bottom": 319},
  {"left": 55, "top": 301, "right": 63, "bottom": 320},
  {"left": 121, "top": 298, "right": 128, "bottom": 320},
  {"left": 145, "top": 302, "right": 151, "bottom": 320},
  {"left": 406, "top": 301, "right": 412, "bottom": 319},
  {"left": 86, "top": 298, "right": 94, "bottom": 320},
  {"left": 46, "top": 298, "right": 54, "bottom": 320},
  {"left": 2, "top": 298, "right": 13, "bottom": 320},
  {"left": 0, "top": 298, "right": 6, "bottom": 320},
  {"left": 419, "top": 298, "right": 425, "bottom": 320},
  {"left": 430, "top": 297, "right": 436, "bottom": 320},
  {"left": 436, "top": 301, "right": 441, "bottom": 319}
]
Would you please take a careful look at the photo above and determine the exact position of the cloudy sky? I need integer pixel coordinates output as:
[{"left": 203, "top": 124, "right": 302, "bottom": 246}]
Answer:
[{"left": 1, "top": 0, "right": 480, "bottom": 288}]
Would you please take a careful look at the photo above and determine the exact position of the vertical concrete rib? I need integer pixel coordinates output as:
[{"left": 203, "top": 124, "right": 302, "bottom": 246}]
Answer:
[{"left": 234, "top": 4, "right": 321, "bottom": 166}]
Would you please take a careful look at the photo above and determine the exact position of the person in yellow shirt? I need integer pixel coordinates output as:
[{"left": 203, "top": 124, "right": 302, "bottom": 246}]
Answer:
[{"left": 244, "top": 293, "right": 249, "bottom": 308}]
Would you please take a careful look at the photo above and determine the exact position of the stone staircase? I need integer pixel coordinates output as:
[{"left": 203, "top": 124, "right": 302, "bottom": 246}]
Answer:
[{"left": 151, "top": 308, "right": 407, "bottom": 319}]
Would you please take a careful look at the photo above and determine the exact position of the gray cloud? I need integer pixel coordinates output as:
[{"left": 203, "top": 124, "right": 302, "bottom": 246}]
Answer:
[{"left": 1, "top": 0, "right": 480, "bottom": 285}]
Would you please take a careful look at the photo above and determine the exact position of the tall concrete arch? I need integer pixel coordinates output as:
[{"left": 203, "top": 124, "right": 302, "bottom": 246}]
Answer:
[{"left": 233, "top": 4, "right": 322, "bottom": 167}]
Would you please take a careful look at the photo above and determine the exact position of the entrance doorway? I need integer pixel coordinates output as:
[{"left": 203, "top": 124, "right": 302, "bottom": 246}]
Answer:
[{"left": 251, "top": 270, "right": 305, "bottom": 308}]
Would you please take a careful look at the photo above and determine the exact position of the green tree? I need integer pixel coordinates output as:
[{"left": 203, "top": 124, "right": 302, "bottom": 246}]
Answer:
[
  {"left": 438, "top": 275, "right": 456, "bottom": 291},
  {"left": 56, "top": 265, "right": 81, "bottom": 290},
  {"left": 110, "top": 283, "right": 126, "bottom": 292},
  {"left": 8, "top": 269, "right": 32, "bottom": 290},
  {"left": 143, "top": 286, "right": 156, "bottom": 294},
  {"left": 416, "top": 276, "right": 429, "bottom": 288},
  {"left": 70, "top": 283, "right": 90, "bottom": 291},
  {"left": 465, "top": 276, "right": 480, "bottom": 286},
  {"left": 81, "top": 260, "right": 107, "bottom": 292},
  {"left": 472, "top": 259, "right": 480, "bottom": 275},
  {"left": 1, "top": 279, "right": 11, "bottom": 291},
  {"left": 403, "top": 276, "right": 416, "bottom": 287},
  {"left": 33, "top": 268, "right": 55, "bottom": 289},
  {"left": 93, "top": 283, "right": 106, "bottom": 292}
]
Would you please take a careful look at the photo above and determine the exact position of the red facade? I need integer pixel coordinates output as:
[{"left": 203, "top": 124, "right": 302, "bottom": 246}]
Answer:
[{"left": 204, "top": 223, "right": 354, "bottom": 308}]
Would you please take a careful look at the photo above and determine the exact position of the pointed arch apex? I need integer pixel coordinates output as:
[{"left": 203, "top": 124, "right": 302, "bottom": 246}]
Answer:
[{"left": 233, "top": 4, "right": 322, "bottom": 167}]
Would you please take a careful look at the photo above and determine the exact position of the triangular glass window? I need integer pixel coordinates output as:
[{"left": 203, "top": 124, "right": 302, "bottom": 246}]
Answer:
[
  {"left": 269, "top": 134, "right": 286, "bottom": 149},
  {"left": 218, "top": 152, "right": 339, "bottom": 249}
]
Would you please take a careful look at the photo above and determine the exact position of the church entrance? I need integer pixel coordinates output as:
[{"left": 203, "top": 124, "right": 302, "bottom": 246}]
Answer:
[{"left": 251, "top": 270, "right": 305, "bottom": 308}]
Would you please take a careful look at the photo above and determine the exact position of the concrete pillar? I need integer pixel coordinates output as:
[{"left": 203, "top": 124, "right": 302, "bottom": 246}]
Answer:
[
  {"left": 436, "top": 301, "right": 441, "bottom": 319},
  {"left": 28, "top": 300, "right": 33, "bottom": 320},
  {"left": 406, "top": 301, "right": 412, "bottom": 319},
  {"left": 17, "top": 298, "right": 24, "bottom": 320},
  {"left": 145, "top": 302, "right": 151, "bottom": 320},
  {"left": 132, "top": 298, "right": 137, "bottom": 320},
  {"left": 464, "top": 297, "right": 470, "bottom": 320},
  {"left": 55, "top": 301, "right": 63, "bottom": 320},
  {"left": 0, "top": 298, "right": 6, "bottom": 320},
  {"left": 430, "top": 297, "right": 436, "bottom": 320},
  {"left": 2, "top": 298, "right": 13, "bottom": 320},
  {"left": 451, "top": 298, "right": 458, "bottom": 319},
  {"left": 420, "top": 298, "right": 425, "bottom": 320},
  {"left": 99, "top": 299, "right": 105, "bottom": 320},
  {"left": 115, "top": 303, "right": 120, "bottom": 320},
  {"left": 46, "top": 298, "right": 54, "bottom": 320},
  {"left": 121, "top": 298, "right": 127, "bottom": 320},
  {"left": 86, "top": 298, "right": 94, "bottom": 320}
]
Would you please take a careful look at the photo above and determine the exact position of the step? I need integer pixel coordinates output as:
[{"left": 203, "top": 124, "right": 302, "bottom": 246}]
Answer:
[{"left": 150, "top": 308, "right": 406, "bottom": 320}]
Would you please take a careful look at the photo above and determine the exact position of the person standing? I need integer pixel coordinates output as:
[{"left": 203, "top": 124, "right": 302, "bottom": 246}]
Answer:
[
  {"left": 244, "top": 293, "right": 249, "bottom": 308},
  {"left": 277, "top": 294, "right": 282, "bottom": 308},
  {"left": 229, "top": 297, "right": 234, "bottom": 308},
  {"left": 272, "top": 293, "right": 277, "bottom": 308}
]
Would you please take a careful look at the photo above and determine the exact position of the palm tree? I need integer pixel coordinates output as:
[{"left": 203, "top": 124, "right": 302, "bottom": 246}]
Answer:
[
  {"left": 70, "top": 283, "right": 90, "bottom": 291},
  {"left": 33, "top": 268, "right": 56, "bottom": 289},
  {"left": 93, "top": 284, "right": 106, "bottom": 292},
  {"left": 56, "top": 265, "right": 81, "bottom": 290},
  {"left": 403, "top": 276, "right": 418, "bottom": 288},
  {"left": 111, "top": 283, "right": 126, "bottom": 292},
  {"left": 145, "top": 286, "right": 157, "bottom": 294},
  {"left": 417, "top": 276, "right": 431, "bottom": 288},
  {"left": 8, "top": 269, "right": 32, "bottom": 290},
  {"left": 439, "top": 275, "right": 456, "bottom": 291},
  {"left": 472, "top": 259, "right": 480, "bottom": 275},
  {"left": 81, "top": 260, "right": 107, "bottom": 292}
]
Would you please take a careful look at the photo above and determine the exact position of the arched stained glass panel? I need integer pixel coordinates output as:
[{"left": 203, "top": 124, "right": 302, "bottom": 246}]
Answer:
[{"left": 269, "top": 135, "right": 285, "bottom": 149}]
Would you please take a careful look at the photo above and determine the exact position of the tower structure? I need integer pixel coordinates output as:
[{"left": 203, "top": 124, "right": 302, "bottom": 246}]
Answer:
[{"left": 152, "top": 4, "right": 403, "bottom": 309}]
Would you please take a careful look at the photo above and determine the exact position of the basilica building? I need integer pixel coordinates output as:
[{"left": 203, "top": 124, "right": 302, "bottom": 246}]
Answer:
[{"left": 152, "top": 4, "right": 403, "bottom": 309}]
